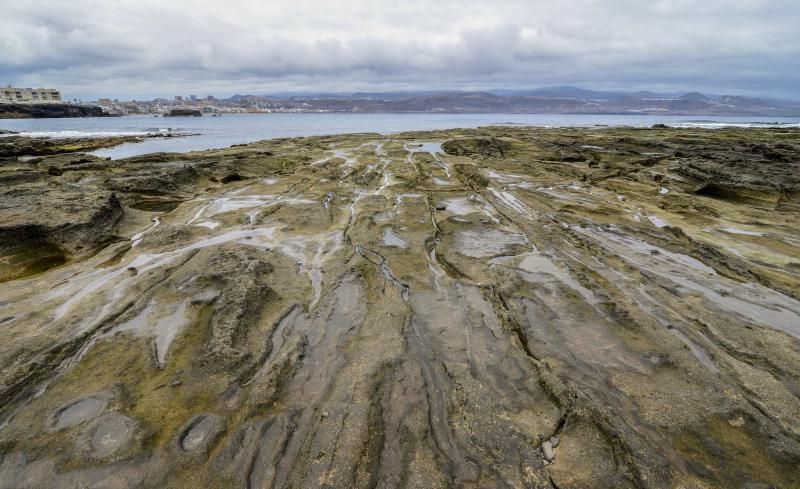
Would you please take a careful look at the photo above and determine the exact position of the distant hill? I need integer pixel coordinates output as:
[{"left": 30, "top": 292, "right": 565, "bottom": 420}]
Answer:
[
  {"left": 490, "top": 86, "right": 628, "bottom": 101},
  {"left": 680, "top": 92, "right": 711, "bottom": 101}
]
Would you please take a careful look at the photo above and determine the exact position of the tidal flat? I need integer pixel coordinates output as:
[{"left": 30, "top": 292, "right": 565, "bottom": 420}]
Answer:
[{"left": 0, "top": 126, "right": 799, "bottom": 488}]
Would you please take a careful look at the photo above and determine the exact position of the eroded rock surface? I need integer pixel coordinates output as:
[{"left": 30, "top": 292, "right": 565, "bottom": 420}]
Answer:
[{"left": 0, "top": 127, "right": 799, "bottom": 488}]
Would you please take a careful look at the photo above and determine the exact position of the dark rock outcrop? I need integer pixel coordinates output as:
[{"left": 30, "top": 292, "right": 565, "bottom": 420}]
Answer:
[
  {"left": 442, "top": 136, "right": 511, "bottom": 158},
  {"left": 0, "top": 136, "right": 140, "bottom": 157},
  {"left": 0, "top": 104, "right": 110, "bottom": 119},
  {"left": 165, "top": 109, "right": 202, "bottom": 117},
  {"left": 0, "top": 183, "right": 123, "bottom": 254}
]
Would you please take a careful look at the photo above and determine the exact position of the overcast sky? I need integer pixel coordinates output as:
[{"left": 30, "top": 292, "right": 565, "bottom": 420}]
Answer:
[{"left": 1, "top": 0, "right": 798, "bottom": 100}]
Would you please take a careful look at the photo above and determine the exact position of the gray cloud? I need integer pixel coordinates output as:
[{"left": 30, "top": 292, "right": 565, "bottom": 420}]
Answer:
[{"left": 1, "top": 0, "right": 798, "bottom": 99}]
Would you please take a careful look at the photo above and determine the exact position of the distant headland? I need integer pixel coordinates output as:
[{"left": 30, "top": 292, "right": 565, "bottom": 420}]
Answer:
[{"left": 0, "top": 85, "right": 109, "bottom": 119}]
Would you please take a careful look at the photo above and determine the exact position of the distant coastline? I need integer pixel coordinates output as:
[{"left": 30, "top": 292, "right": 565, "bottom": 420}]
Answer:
[
  {"left": 0, "top": 103, "right": 112, "bottom": 119},
  {"left": 88, "top": 87, "right": 800, "bottom": 118},
  {"left": 3, "top": 113, "right": 796, "bottom": 160},
  {"left": 5, "top": 89, "right": 800, "bottom": 119}
]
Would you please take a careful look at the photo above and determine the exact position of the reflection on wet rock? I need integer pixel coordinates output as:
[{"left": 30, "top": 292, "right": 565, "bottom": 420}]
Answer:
[
  {"left": 178, "top": 414, "right": 224, "bottom": 453},
  {"left": 48, "top": 393, "right": 111, "bottom": 431}
]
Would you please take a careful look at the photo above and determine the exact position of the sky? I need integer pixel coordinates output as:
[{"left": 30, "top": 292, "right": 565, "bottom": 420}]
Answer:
[{"left": 1, "top": 0, "right": 798, "bottom": 100}]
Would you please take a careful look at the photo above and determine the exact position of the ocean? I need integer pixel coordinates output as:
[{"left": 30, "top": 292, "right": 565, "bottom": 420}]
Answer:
[{"left": 1, "top": 112, "right": 798, "bottom": 160}]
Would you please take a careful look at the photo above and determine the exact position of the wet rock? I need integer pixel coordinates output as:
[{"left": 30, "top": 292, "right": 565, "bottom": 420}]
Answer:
[
  {"left": 1, "top": 127, "right": 800, "bottom": 488},
  {"left": 542, "top": 440, "right": 555, "bottom": 462},
  {"left": 0, "top": 135, "right": 136, "bottom": 158},
  {"left": 124, "top": 196, "right": 185, "bottom": 212},
  {"left": 104, "top": 165, "right": 201, "bottom": 197},
  {"left": 178, "top": 414, "right": 224, "bottom": 453},
  {"left": 164, "top": 109, "right": 202, "bottom": 117},
  {"left": 191, "top": 289, "right": 221, "bottom": 305},
  {"left": 48, "top": 393, "right": 111, "bottom": 431},
  {"left": 205, "top": 245, "right": 274, "bottom": 366},
  {"left": 382, "top": 227, "right": 407, "bottom": 248},
  {"left": 453, "top": 163, "right": 491, "bottom": 187},
  {"left": 442, "top": 136, "right": 511, "bottom": 158},
  {"left": 728, "top": 416, "right": 745, "bottom": 427},
  {"left": 453, "top": 228, "right": 528, "bottom": 258},
  {"left": 220, "top": 173, "right": 245, "bottom": 183},
  {"left": 79, "top": 413, "right": 136, "bottom": 458},
  {"left": 0, "top": 182, "right": 123, "bottom": 255},
  {"left": 0, "top": 181, "right": 123, "bottom": 283},
  {"left": 0, "top": 103, "right": 110, "bottom": 120}
]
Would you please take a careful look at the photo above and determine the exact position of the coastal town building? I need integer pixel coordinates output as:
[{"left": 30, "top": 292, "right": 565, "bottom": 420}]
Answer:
[
  {"left": 88, "top": 93, "right": 338, "bottom": 115},
  {"left": 0, "top": 86, "right": 63, "bottom": 104}
]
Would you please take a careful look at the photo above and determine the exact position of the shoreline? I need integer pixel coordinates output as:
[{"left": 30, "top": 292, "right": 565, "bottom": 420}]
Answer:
[{"left": 2, "top": 122, "right": 799, "bottom": 161}]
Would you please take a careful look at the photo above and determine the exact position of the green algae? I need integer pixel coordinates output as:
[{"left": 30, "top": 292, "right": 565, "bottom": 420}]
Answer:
[{"left": 675, "top": 416, "right": 800, "bottom": 488}]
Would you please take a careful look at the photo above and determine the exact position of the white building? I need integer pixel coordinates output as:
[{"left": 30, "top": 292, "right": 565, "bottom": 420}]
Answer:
[{"left": 0, "top": 86, "right": 63, "bottom": 104}]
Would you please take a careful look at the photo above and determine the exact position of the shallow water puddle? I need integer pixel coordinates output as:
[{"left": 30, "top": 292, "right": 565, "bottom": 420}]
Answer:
[
  {"left": 494, "top": 251, "right": 598, "bottom": 305},
  {"left": 720, "top": 227, "right": 764, "bottom": 237},
  {"left": 454, "top": 228, "right": 528, "bottom": 258},
  {"left": 647, "top": 215, "right": 669, "bottom": 228},
  {"left": 487, "top": 187, "right": 537, "bottom": 220},
  {"left": 194, "top": 221, "right": 220, "bottom": 230},
  {"left": 577, "top": 226, "right": 800, "bottom": 338},
  {"left": 206, "top": 195, "right": 279, "bottom": 216},
  {"left": 48, "top": 227, "right": 278, "bottom": 324},
  {"left": 405, "top": 141, "right": 443, "bottom": 155},
  {"left": 131, "top": 216, "right": 161, "bottom": 247},
  {"left": 382, "top": 228, "right": 408, "bottom": 248},
  {"left": 152, "top": 299, "right": 192, "bottom": 366}
]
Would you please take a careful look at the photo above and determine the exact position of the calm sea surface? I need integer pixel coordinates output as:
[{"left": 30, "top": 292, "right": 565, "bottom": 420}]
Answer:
[{"left": 2, "top": 113, "right": 798, "bottom": 159}]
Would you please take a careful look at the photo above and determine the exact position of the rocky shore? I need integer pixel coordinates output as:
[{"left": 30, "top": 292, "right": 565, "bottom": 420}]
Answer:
[
  {"left": 0, "top": 135, "right": 142, "bottom": 159},
  {"left": 0, "top": 103, "right": 111, "bottom": 119},
  {"left": 164, "top": 108, "right": 202, "bottom": 117},
  {"left": 0, "top": 126, "right": 798, "bottom": 488}
]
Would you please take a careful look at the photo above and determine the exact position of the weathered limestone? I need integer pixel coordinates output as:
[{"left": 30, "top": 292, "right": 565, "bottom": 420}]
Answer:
[{"left": 0, "top": 126, "right": 798, "bottom": 488}]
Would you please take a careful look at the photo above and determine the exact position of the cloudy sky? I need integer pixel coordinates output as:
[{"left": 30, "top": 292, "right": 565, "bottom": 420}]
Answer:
[{"left": 1, "top": 0, "right": 798, "bottom": 100}]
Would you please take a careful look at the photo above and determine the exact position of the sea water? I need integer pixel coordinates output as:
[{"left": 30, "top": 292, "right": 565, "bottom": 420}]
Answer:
[{"left": 1, "top": 112, "right": 797, "bottom": 160}]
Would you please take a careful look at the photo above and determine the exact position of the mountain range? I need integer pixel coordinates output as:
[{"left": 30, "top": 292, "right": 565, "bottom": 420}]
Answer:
[{"left": 226, "top": 86, "right": 800, "bottom": 116}]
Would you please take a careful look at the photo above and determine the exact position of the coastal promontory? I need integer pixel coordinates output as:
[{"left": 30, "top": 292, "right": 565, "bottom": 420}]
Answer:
[{"left": 0, "top": 103, "right": 110, "bottom": 119}]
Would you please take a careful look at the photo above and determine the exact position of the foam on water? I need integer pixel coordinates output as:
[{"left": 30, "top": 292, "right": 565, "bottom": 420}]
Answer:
[
  {"left": 0, "top": 130, "right": 154, "bottom": 138},
  {"left": 674, "top": 121, "right": 800, "bottom": 129}
]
